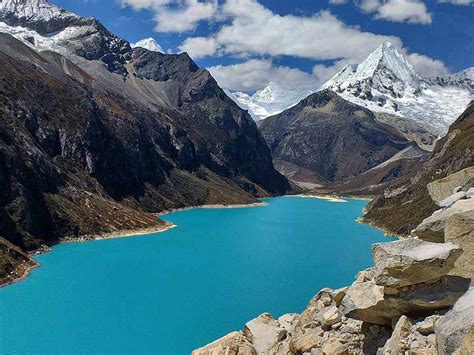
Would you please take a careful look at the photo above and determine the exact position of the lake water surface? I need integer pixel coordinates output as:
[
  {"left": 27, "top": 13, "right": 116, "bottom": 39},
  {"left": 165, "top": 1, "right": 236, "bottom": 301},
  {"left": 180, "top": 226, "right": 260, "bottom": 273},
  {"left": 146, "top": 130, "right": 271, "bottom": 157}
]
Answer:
[{"left": 0, "top": 197, "right": 388, "bottom": 354}]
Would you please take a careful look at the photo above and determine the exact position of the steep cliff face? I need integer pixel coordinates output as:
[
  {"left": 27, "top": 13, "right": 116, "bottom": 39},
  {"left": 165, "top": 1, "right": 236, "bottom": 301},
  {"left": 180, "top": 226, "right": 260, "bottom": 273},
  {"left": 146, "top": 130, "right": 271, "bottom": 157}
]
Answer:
[
  {"left": 0, "top": 15, "right": 288, "bottom": 260},
  {"left": 259, "top": 90, "right": 413, "bottom": 184},
  {"left": 364, "top": 102, "right": 474, "bottom": 236}
]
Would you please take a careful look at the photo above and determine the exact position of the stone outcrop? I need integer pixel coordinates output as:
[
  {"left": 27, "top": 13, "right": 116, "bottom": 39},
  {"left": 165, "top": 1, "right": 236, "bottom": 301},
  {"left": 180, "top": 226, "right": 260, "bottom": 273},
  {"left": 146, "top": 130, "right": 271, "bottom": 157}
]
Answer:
[
  {"left": 341, "top": 239, "right": 468, "bottom": 325},
  {"left": 435, "top": 287, "right": 474, "bottom": 354},
  {"left": 427, "top": 166, "right": 474, "bottom": 205},
  {"left": 412, "top": 198, "right": 474, "bottom": 243},
  {"left": 371, "top": 239, "right": 463, "bottom": 287}
]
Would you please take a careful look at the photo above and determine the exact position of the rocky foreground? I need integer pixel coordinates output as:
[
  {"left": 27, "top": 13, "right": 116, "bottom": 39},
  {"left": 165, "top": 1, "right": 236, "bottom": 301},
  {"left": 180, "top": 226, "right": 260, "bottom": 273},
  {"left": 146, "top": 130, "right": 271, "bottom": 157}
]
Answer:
[{"left": 193, "top": 174, "right": 474, "bottom": 354}]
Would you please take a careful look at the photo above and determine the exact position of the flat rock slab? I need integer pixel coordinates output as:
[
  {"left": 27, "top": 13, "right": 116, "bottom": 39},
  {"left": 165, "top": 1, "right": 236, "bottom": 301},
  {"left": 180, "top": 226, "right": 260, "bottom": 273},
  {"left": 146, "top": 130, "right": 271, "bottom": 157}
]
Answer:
[
  {"left": 372, "top": 238, "right": 462, "bottom": 287},
  {"left": 341, "top": 276, "right": 470, "bottom": 325}
]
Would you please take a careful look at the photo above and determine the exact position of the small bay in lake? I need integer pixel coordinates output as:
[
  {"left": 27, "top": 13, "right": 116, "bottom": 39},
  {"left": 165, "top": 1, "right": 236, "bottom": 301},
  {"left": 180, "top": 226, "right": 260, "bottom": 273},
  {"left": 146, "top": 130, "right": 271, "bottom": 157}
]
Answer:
[{"left": 0, "top": 197, "right": 389, "bottom": 354}]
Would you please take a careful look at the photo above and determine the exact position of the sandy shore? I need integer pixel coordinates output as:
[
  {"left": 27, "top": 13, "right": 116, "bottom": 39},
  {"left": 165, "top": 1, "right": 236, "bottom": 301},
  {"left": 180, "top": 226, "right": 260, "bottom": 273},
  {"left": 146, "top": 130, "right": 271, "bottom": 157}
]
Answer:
[
  {"left": 158, "top": 201, "right": 268, "bottom": 217},
  {"left": 61, "top": 222, "right": 177, "bottom": 244},
  {"left": 285, "top": 194, "right": 348, "bottom": 203}
]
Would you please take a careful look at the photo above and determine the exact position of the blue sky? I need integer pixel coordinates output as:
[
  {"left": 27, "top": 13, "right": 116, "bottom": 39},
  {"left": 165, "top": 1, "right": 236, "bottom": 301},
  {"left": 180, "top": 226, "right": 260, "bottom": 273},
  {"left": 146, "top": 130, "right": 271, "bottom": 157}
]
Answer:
[{"left": 54, "top": 0, "right": 473, "bottom": 93}]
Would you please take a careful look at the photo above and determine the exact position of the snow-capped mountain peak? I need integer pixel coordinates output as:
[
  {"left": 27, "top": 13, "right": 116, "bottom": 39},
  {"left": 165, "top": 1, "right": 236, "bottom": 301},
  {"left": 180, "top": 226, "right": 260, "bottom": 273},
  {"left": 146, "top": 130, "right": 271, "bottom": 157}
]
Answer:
[
  {"left": 0, "top": 0, "right": 75, "bottom": 22},
  {"left": 321, "top": 41, "right": 473, "bottom": 137},
  {"left": 131, "top": 37, "right": 164, "bottom": 53},
  {"left": 322, "top": 41, "right": 420, "bottom": 93}
]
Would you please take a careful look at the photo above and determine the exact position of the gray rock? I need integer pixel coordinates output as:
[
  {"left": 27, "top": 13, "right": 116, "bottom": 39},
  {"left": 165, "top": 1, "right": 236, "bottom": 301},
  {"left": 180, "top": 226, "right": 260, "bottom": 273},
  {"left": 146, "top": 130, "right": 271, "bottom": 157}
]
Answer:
[
  {"left": 435, "top": 287, "right": 474, "bottom": 354},
  {"left": 439, "top": 191, "right": 466, "bottom": 208},
  {"left": 412, "top": 198, "right": 474, "bottom": 243},
  {"left": 243, "top": 313, "right": 287, "bottom": 354},
  {"left": 372, "top": 239, "right": 462, "bottom": 287},
  {"left": 341, "top": 276, "right": 470, "bottom": 325},
  {"left": 466, "top": 187, "right": 474, "bottom": 199},
  {"left": 379, "top": 315, "right": 412, "bottom": 354},
  {"left": 427, "top": 166, "right": 474, "bottom": 205},
  {"left": 192, "top": 331, "right": 256, "bottom": 355},
  {"left": 445, "top": 210, "right": 474, "bottom": 282}
]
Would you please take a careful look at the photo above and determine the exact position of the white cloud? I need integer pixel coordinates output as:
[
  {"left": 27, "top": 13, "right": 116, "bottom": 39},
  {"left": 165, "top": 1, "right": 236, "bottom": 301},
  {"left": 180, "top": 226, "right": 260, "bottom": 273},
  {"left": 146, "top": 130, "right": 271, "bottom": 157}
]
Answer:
[
  {"left": 438, "top": 0, "right": 473, "bottom": 4},
  {"left": 179, "top": 36, "right": 219, "bottom": 58},
  {"left": 120, "top": 0, "right": 218, "bottom": 32},
  {"left": 329, "top": 0, "right": 349, "bottom": 4},
  {"left": 179, "top": 0, "right": 401, "bottom": 61},
  {"left": 358, "top": 0, "right": 432, "bottom": 24},
  {"left": 406, "top": 53, "right": 450, "bottom": 77},
  {"left": 208, "top": 59, "right": 321, "bottom": 92}
]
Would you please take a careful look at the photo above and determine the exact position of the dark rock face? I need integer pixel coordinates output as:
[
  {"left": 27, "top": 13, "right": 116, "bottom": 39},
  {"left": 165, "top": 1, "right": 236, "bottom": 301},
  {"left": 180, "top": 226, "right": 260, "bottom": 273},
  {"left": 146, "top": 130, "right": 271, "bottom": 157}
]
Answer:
[
  {"left": 0, "top": 33, "right": 289, "bottom": 260},
  {"left": 259, "top": 90, "right": 412, "bottom": 183},
  {"left": 364, "top": 102, "right": 474, "bottom": 236}
]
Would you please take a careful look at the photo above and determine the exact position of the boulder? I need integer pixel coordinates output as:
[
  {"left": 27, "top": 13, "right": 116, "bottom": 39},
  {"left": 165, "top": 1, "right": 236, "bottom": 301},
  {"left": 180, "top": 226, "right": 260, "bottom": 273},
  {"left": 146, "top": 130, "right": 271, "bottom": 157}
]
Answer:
[
  {"left": 321, "top": 305, "right": 342, "bottom": 326},
  {"left": 412, "top": 198, "right": 474, "bottom": 242},
  {"left": 192, "top": 331, "right": 256, "bottom": 355},
  {"left": 243, "top": 313, "right": 287, "bottom": 354},
  {"left": 321, "top": 338, "right": 349, "bottom": 355},
  {"left": 445, "top": 211, "right": 474, "bottom": 282},
  {"left": 435, "top": 287, "right": 474, "bottom": 354},
  {"left": 379, "top": 315, "right": 412, "bottom": 354},
  {"left": 341, "top": 276, "right": 470, "bottom": 325},
  {"left": 372, "top": 239, "right": 463, "bottom": 287},
  {"left": 427, "top": 166, "right": 474, "bottom": 205},
  {"left": 413, "top": 315, "right": 441, "bottom": 335},
  {"left": 289, "top": 332, "right": 324, "bottom": 353}
]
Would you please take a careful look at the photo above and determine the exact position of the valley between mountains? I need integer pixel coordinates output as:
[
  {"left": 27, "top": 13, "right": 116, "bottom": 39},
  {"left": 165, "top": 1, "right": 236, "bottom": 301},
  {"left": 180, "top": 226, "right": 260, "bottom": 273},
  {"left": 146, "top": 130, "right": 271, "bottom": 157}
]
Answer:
[{"left": 0, "top": 0, "right": 473, "bottom": 354}]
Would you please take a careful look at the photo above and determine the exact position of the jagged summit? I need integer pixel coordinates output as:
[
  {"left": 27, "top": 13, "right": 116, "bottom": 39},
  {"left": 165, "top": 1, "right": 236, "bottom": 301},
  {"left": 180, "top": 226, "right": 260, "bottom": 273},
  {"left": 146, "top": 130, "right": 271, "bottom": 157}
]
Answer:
[{"left": 322, "top": 41, "right": 420, "bottom": 94}]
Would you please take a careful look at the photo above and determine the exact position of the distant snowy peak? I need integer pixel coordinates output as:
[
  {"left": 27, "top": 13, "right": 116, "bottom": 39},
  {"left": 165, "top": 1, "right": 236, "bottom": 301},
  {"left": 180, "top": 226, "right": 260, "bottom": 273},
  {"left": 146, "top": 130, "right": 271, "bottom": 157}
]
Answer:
[
  {"left": 0, "top": 0, "right": 76, "bottom": 23},
  {"left": 321, "top": 41, "right": 473, "bottom": 136},
  {"left": 132, "top": 37, "right": 164, "bottom": 53},
  {"left": 230, "top": 82, "right": 313, "bottom": 121},
  {"left": 322, "top": 41, "right": 420, "bottom": 95}
]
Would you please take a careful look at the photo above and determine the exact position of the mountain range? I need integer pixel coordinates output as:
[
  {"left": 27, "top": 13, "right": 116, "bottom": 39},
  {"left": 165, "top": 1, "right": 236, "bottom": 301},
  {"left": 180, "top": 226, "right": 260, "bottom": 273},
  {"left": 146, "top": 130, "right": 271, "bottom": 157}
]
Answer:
[
  {"left": 0, "top": 0, "right": 290, "bottom": 282},
  {"left": 234, "top": 42, "right": 473, "bottom": 144}
]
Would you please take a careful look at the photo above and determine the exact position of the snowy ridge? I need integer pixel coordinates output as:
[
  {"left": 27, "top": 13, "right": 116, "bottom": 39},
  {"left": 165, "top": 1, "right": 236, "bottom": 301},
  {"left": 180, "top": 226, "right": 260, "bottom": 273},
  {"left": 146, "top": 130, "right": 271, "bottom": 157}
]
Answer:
[
  {"left": 132, "top": 37, "right": 164, "bottom": 53},
  {"left": 231, "top": 82, "right": 313, "bottom": 121},
  {"left": 0, "top": 0, "right": 76, "bottom": 22},
  {"left": 322, "top": 41, "right": 473, "bottom": 136}
]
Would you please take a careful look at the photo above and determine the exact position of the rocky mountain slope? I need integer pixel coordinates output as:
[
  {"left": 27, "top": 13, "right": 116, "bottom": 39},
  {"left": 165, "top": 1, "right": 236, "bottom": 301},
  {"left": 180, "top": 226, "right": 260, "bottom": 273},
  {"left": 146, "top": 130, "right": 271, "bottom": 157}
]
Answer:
[
  {"left": 259, "top": 90, "right": 416, "bottom": 186},
  {"left": 322, "top": 41, "right": 473, "bottom": 140},
  {"left": 364, "top": 102, "right": 474, "bottom": 236},
  {"left": 0, "top": 0, "right": 289, "bottom": 283}
]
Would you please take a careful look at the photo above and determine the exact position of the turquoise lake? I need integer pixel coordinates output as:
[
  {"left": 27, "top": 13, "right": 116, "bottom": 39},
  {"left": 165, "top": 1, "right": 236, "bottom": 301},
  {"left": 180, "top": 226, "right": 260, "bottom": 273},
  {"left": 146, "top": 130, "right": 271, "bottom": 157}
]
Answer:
[{"left": 0, "top": 197, "right": 388, "bottom": 354}]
